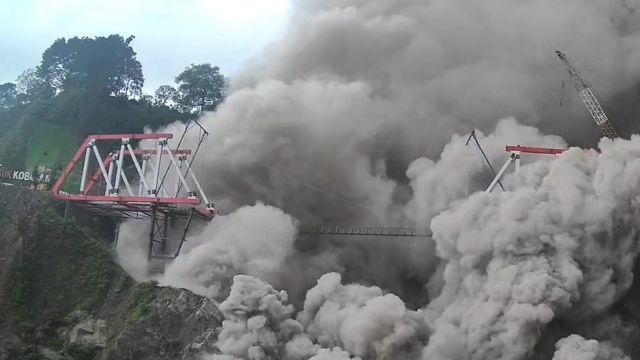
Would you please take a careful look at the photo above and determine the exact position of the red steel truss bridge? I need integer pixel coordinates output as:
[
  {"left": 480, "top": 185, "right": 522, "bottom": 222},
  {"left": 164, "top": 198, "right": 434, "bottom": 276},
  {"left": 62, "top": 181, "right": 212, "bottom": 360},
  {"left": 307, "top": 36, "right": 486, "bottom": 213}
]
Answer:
[{"left": 52, "top": 120, "right": 215, "bottom": 260}]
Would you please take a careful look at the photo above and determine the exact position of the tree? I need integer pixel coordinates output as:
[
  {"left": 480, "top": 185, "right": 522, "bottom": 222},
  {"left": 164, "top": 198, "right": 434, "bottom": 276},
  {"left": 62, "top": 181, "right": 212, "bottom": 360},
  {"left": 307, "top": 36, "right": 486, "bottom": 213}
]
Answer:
[
  {"left": 154, "top": 85, "right": 178, "bottom": 107},
  {"left": 38, "top": 35, "right": 144, "bottom": 97},
  {"left": 175, "top": 63, "right": 226, "bottom": 112},
  {"left": 15, "top": 68, "right": 54, "bottom": 103},
  {"left": 0, "top": 83, "right": 17, "bottom": 109}
]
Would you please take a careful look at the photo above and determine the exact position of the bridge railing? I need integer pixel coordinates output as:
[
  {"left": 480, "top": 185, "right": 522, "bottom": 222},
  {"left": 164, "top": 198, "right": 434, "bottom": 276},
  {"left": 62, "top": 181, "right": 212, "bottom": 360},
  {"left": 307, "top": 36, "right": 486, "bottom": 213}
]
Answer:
[{"left": 298, "top": 224, "right": 431, "bottom": 237}]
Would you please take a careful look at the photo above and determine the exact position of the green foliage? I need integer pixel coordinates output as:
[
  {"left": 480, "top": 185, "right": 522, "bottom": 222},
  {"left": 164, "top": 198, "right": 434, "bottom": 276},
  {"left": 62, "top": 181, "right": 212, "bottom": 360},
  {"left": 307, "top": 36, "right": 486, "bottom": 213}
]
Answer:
[
  {"left": 175, "top": 63, "right": 227, "bottom": 112},
  {"left": 39, "top": 35, "right": 144, "bottom": 97},
  {"left": 0, "top": 102, "right": 22, "bottom": 134},
  {"left": 6, "top": 200, "right": 126, "bottom": 344},
  {"left": 0, "top": 82, "right": 17, "bottom": 109},
  {"left": 16, "top": 68, "right": 54, "bottom": 103},
  {"left": 0, "top": 88, "right": 193, "bottom": 169},
  {"left": 25, "top": 123, "right": 75, "bottom": 170},
  {"left": 154, "top": 85, "right": 178, "bottom": 107},
  {"left": 9, "top": 269, "right": 36, "bottom": 336},
  {"left": 0, "top": 34, "right": 222, "bottom": 173},
  {"left": 47, "top": 337, "right": 65, "bottom": 351},
  {"left": 0, "top": 116, "right": 33, "bottom": 168},
  {"left": 124, "top": 281, "right": 158, "bottom": 325},
  {"left": 13, "top": 347, "right": 43, "bottom": 360},
  {"left": 62, "top": 342, "right": 100, "bottom": 360}
]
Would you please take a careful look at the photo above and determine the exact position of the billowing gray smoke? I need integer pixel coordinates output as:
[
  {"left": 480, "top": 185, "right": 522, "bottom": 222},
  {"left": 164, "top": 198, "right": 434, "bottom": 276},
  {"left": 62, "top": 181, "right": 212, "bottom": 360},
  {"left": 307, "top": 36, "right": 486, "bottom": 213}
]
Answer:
[
  {"left": 162, "top": 203, "right": 298, "bottom": 300},
  {"left": 157, "top": 0, "right": 640, "bottom": 224},
  {"left": 422, "top": 137, "right": 640, "bottom": 359},
  {"left": 115, "top": 0, "right": 640, "bottom": 359},
  {"left": 191, "top": 134, "right": 640, "bottom": 359},
  {"left": 552, "top": 335, "right": 629, "bottom": 360}
]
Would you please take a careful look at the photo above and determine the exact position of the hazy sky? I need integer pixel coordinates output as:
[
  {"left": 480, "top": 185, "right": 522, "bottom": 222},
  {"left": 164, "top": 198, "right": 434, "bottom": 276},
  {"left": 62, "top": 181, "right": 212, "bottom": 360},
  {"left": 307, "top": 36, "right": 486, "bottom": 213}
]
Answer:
[{"left": 0, "top": 0, "right": 291, "bottom": 92}]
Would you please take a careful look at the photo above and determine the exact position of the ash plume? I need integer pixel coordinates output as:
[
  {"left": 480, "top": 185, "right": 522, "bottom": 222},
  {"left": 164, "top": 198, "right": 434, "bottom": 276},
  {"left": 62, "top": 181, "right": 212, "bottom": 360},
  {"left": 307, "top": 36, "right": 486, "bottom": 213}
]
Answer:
[
  {"left": 199, "top": 131, "right": 640, "bottom": 360},
  {"left": 206, "top": 275, "right": 305, "bottom": 360},
  {"left": 161, "top": 0, "right": 640, "bottom": 224},
  {"left": 422, "top": 137, "right": 640, "bottom": 359},
  {"left": 552, "top": 335, "right": 629, "bottom": 360},
  {"left": 160, "top": 203, "right": 298, "bottom": 300},
  {"left": 296, "top": 272, "right": 427, "bottom": 359},
  {"left": 115, "top": 1, "right": 640, "bottom": 359}
]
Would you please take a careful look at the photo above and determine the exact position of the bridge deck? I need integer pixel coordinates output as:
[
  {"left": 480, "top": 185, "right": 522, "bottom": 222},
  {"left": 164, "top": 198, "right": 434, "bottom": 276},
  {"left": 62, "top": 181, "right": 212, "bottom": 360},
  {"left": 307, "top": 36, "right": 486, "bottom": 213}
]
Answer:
[{"left": 298, "top": 225, "right": 431, "bottom": 237}]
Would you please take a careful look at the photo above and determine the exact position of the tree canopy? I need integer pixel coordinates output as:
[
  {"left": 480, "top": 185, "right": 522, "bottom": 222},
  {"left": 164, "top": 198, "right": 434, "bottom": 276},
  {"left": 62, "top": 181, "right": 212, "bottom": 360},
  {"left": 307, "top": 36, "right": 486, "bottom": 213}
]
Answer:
[
  {"left": 0, "top": 34, "right": 229, "bottom": 172},
  {"left": 175, "top": 63, "right": 226, "bottom": 112},
  {"left": 154, "top": 85, "right": 178, "bottom": 107},
  {"left": 38, "top": 35, "right": 144, "bottom": 97},
  {"left": 0, "top": 83, "right": 16, "bottom": 109},
  {"left": 16, "top": 68, "right": 54, "bottom": 103}
]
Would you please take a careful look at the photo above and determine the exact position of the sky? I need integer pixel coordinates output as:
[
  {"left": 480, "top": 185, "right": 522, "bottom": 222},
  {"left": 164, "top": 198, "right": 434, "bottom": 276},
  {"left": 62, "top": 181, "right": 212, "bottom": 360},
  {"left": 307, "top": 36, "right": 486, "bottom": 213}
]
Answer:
[{"left": 0, "top": 0, "right": 291, "bottom": 93}]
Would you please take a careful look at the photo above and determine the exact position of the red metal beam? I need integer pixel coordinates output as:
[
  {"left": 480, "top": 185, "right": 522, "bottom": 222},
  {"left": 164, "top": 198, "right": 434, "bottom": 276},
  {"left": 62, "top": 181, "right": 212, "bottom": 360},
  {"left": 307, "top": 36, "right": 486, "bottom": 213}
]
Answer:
[
  {"left": 505, "top": 145, "right": 566, "bottom": 155},
  {"left": 51, "top": 136, "right": 94, "bottom": 197},
  {"left": 53, "top": 194, "right": 200, "bottom": 205},
  {"left": 112, "top": 149, "right": 192, "bottom": 155},
  {"left": 196, "top": 208, "right": 217, "bottom": 219},
  {"left": 89, "top": 133, "right": 173, "bottom": 140}
]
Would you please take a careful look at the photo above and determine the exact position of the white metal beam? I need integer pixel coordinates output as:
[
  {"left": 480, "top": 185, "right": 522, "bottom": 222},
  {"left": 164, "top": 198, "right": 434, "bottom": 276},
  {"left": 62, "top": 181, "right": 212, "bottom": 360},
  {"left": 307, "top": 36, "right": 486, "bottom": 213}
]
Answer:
[
  {"left": 79, "top": 146, "right": 92, "bottom": 192},
  {"left": 125, "top": 143, "right": 151, "bottom": 195},
  {"left": 152, "top": 140, "right": 164, "bottom": 195},
  {"left": 183, "top": 158, "right": 209, "bottom": 204},
  {"left": 146, "top": 160, "right": 169, "bottom": 197},
  {"left": 139, "top": 157, "right": 147, "bottom": 196},
  {"left": 164, "top": 146, "right": 192, "bottom": 195},
  {"left": 113, "top": 141, "right": 126, "bottom": 194},
  {"left": 486, "top": 155, "right": 514, "bottom": 193},
  {"left": 91, "top": 145, "right": 112, "bottom": 194}
]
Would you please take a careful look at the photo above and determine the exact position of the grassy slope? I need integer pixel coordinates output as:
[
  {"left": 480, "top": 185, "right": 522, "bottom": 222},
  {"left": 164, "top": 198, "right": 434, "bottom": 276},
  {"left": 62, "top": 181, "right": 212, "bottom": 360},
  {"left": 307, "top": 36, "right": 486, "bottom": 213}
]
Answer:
[{"left": 25, "top": 123, "right": 77, "bottom": 170}]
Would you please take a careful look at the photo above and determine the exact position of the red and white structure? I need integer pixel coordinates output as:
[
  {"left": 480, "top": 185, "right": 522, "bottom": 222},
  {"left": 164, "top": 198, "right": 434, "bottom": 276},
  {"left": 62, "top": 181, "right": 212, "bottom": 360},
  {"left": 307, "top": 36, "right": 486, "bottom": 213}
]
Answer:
[
  {"left": 53, "top": 127, "right": 215, "bottom": 259},
  {"left": 485, "top": 145, "right": 566, "bottom": 192},
  {"left": 52, "top": 133, "right": 215, "bottom": 218}
]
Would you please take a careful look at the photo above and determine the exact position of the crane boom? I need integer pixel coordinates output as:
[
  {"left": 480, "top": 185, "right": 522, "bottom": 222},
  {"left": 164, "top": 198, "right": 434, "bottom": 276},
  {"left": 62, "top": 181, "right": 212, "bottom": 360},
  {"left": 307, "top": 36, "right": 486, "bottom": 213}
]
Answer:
[{"left": 555, "top": 50, "right": 618, "bottom": 139}]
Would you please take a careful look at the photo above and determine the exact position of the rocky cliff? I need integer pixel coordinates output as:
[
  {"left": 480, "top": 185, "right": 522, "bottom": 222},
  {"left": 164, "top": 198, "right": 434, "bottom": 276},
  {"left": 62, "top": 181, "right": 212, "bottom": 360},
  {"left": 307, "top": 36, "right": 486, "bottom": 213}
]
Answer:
[{"left": 0, "top": 185, "right": 222, "bottom": 360}]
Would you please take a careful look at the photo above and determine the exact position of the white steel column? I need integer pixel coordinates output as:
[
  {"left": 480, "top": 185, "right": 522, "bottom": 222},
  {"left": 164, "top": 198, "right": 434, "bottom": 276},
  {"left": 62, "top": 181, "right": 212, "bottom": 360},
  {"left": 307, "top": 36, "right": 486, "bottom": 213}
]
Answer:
[
  {"left": 146, "top": 160, "right": 169, "bottom": 197},
  {"left": 174, "top": 156, "right": 184, "bottom": 197},
  {"left": 91, "top": 145, "right": 112, "bottom": 194},
  {"left": 139, "top": 156, "right": 147, "bottom": 196},
  {"left": 113, "top": 140, "right": 126, "bottom": 194},
  {"left": 116, "top": 164, "right": 134, "bottom": 196},
  {"left": 79, "top": 145, "right": 92, "bottom": 192},
  {"left": 164, "top": 146, "right": 192, "bottom": 194},
  {"left": 106, "top": 162, "right": 114, "bottom": 195},
  {"left": 485, "top": 155, "right": 514, "bottom": 193},
  {"left": 152, "top": 139, "right": 165, "bottom": 195},
  {"left": 183, "top": 158, "right": 209, "bottom": 204},
  {"left": 125, "top": 143, "right": 151, "bottom": 194}
]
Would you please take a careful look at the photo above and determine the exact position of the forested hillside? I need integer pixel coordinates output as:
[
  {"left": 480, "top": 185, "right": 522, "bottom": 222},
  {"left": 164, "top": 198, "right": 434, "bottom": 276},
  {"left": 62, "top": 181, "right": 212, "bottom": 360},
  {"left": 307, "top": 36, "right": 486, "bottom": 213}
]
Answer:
[{"left": 0, "top": 34, "right": 226, "bottom": 172}]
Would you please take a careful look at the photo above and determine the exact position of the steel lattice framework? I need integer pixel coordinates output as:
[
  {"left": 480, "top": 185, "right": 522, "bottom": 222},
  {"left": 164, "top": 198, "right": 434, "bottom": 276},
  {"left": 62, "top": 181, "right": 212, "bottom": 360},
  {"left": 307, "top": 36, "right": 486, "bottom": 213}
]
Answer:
[
  {"left": 52, "top": 126, "right": 215, "bottom": 259},
  {"left": 556, "top": 50, "right": 618, "bottom": 139}
]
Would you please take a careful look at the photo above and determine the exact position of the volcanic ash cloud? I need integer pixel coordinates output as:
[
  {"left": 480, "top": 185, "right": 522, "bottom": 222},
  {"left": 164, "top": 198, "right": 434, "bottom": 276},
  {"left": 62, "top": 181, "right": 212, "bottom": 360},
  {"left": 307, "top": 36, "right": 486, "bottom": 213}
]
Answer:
[
  {"left": 160, "top": 203, "right": 298, "bottom": 300},
  {"left": 421, "top": 136, "right": 640, "bottom": 359},
  {"left": 208, "top": 272, "right": 426, "bottom": 360}
]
